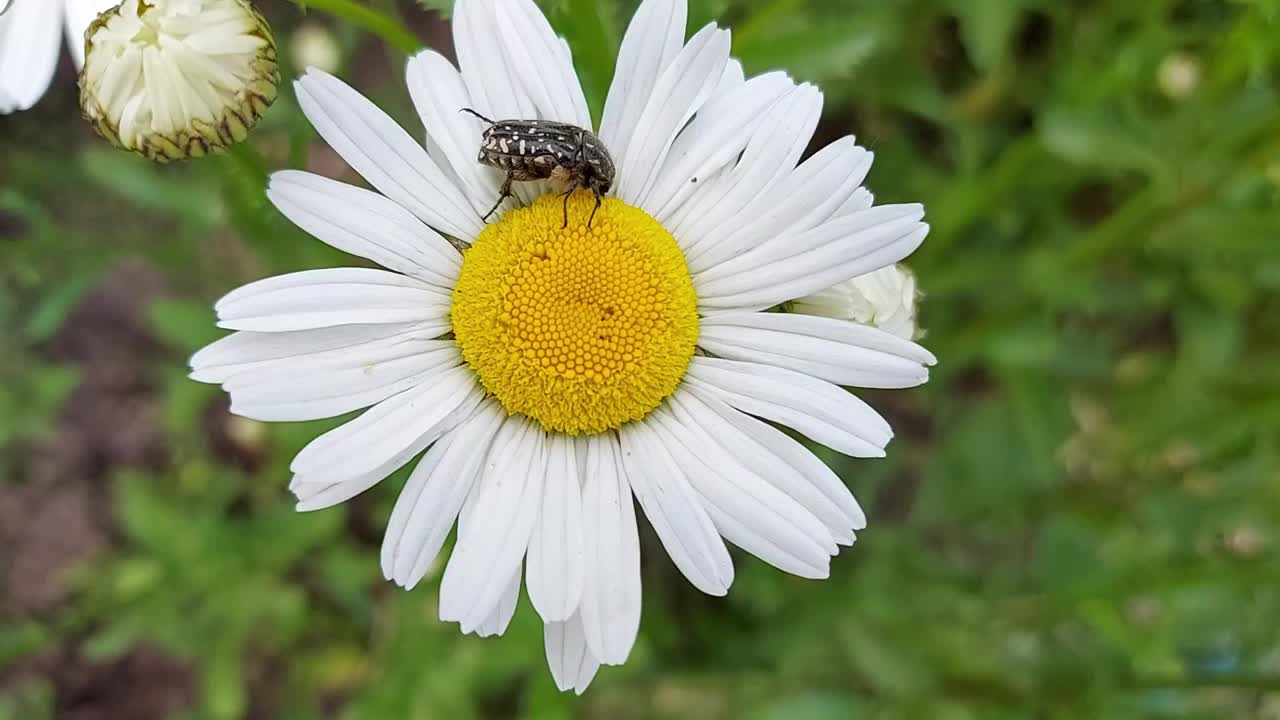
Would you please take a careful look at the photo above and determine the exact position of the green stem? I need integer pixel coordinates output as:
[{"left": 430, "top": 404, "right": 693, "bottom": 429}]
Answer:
[
  {"left": 290, "top": 0, "right": 422, "bottom": 55},
  {"left": 225, "top": 141, "right": 269, "bottom": 185}
]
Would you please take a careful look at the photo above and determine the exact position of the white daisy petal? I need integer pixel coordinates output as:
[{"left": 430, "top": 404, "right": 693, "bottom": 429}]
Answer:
[
  {"left": 381, "top": 400, "right": 506, "bottom": 589},
  {"left": 544, "top": 611, "right": 600, "bottom": 695},
  {"left": 578, "top": 433, "right": 641, "bottom": 665},
  {"left": 649, "top": 405, "right": 834, "bottom": 578},
  {"left": 224, "top": 341, "right": 460, "bottom": 422},
  {"left": 699, "top": 223, "right": 931, "bottom": 314},
  {"left": 289, "top": 364, "right": 481, "bottom": 480},
  {"left": 294, "top": 69, "right": 482, "bottom": 240},
  {"left": 453, "top": 0, "right": 534, "bottom": 120},
  {"left": 405, "top": 50, "right": 507, "bottom": 216},
  {"left": 701, "top": 504, "right": 825, "bottom": 577},
  {"left": 214, "top": 268, "right": 450, "bottom": 332},
  {"left": 698, "top": 203, "right": 923, "bottom": 285},
  {"left": 641, "top": 70, "right": 794, "bottom": 222},
  {"left": 0, "top": 0, "right": 62, "bottom": 113},
  {"left": 615, "top": 24, "right": 732, "bottom": 204},
  {"left": 709, "top": 82, "right": 821, "bottom": 195},
  {"left": 267, "top": 171, "right": 462, "bottom": 287},
  {"left": 684, "top": 357, "right": 892, "bottom": 458},
  {"left": 492, "top": 0, "right": 591, "bottom": 127},
  {"left": 688, "top": 138, "right": 872, "bottom": 273},
  {"left": 439, "top": 417, "right": 547, "bottom": 632},
  {"left": 559, "top": 41, "right": 592, "bottom": 129},
  {"left": 284, "top": 389, "right": 482, "bottom": 516},
  {"left": 618, "top": 423, "right": 734, "bottom": 595},
  {"left": 695, "top": 208, "right": 930, "bottom": 312},
  {"left": 672, "top": 389, "right": 864, "bottom": 544},
  {"left": 291, "top": 467, "right": 386, "bottom": 512},
  {"left": 190, "top": 322, "right": 441, "bottom": 384},
  {"left": 715, "top": 58, "right": 746, "bottom": 96},
  {"left": 472, "top": 565, "right": 522, "bottom": 638},
  {"left": 527, "top": 434, "right": 586, "bottom": 623},
  {"left": 451, "top": 0, "right": 551, "bottom": 205},
  {"left": 673, "top": 84, "right": 823, "bottom": 263},
  {"left": 698, "top": 311, "right": 935, "bottom": 389},
  {"left": 838, "top": 187, "right": 876, "bottom": 216},
  {"left": 599, "top": 0, "right": 687, "bottom": 167},
  {"left": 289, "top": 394, "right": 484, "bottom": 514}
]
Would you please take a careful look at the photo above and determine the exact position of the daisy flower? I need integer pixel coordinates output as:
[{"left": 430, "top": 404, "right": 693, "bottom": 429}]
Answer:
[
  {"left": 191, "top": 0, "right": 936, "bottom": 693},
  {"left": 0, "top": 0, "right": 116, "bottom": 114}
]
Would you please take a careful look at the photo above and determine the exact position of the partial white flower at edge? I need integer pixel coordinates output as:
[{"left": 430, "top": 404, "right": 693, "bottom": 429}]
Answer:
[
  {"left": 190, "top": 0, "right": 937, "bottom": 693},
  {"left": 0, "top": 0, "right": 117, "bottom": 114},
  {"left": 792, "top": 264, "right": 922, "bottom": 340}
]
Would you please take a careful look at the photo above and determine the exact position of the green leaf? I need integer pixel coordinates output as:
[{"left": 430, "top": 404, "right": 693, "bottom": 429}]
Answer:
[
  {"left": 949, "top": 0, "right": 1027, "bottom": 70},
  {"left": 148, "top": 298, "right": 222, "bottom": 352},
  {"left": 79, "top": 148, "right": 224, "bottom": 226}
]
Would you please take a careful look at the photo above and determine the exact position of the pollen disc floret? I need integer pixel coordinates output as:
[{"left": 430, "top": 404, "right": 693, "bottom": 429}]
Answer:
[
  {"left": 79, "top": 0, "right": 279, "bottom": 161},
  {"left": 452, "top": 191, "right": 698, "bottom": 434}
]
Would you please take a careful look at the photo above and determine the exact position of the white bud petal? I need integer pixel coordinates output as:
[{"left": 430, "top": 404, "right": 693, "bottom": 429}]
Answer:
[{"left": 789, "top": 264, "right": 921, "bottom": 340}]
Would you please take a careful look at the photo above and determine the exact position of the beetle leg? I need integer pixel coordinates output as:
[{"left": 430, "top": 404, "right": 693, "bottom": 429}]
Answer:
[
  {"left": 483, "top": 173, "right": 514, "bottom": 222},
  {"left": 588, "top": 188, "right": 603, "bottom": 229},
  {"left": 560, "top": 182, "right": 578, "bottom": 229}
]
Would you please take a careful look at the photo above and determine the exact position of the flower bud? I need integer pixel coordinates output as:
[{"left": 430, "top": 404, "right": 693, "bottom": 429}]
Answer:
[
  {"left": 790, "top": 264, "right": 921, "bottom": 340},
  {"left": 79, "top": 0, "right": 279, "bottom": 161},
  {"left": 1157, "top": 51, "right": 1201, "bottom": 100},
  {"left": 291, "top": 22, "right": 341, "bottom": 74}
]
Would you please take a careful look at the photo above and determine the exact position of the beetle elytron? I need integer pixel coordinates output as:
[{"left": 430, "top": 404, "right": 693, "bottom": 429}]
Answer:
[{"left": 462, "top": 108, "right": 615, "bottom": 229}]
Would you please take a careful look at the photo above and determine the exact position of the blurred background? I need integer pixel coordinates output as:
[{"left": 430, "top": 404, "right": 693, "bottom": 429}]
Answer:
[{"left": 2, "top": 0, "right": 1278, "bottom": 718}]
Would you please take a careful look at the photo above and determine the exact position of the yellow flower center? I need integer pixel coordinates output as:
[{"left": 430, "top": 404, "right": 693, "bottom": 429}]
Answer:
[{"left": 452, "top": 191, "right": 698, "bottom": 434}]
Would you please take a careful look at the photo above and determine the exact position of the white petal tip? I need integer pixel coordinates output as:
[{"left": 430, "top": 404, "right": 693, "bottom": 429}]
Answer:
[
  {"left": 188, "top": 369, "right": 216, "bottom": 384},
  {"left": 534, "top": 605, "right": 576, "bottom": 624}
]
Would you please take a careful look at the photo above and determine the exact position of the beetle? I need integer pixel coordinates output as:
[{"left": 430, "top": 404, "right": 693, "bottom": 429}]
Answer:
[{"left": 461, "top": 108, "right": 615, "bottom": 229}]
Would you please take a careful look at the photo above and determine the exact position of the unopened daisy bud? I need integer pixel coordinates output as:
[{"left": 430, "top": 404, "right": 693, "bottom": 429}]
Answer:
[
  {"left": 291, "top": 22, "right": 341, "bottom": 74},
  {"left": 79, "top": 0, "right": 279, "bottom": 161},
  {"left": 1157, "top": 51, "right": 1201, "bottom": 100},
  {"left": 790, "top": 264, "right": 921, "bottom": 340}
]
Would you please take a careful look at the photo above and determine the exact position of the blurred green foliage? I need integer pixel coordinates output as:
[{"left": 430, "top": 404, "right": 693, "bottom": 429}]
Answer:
[{"left": 2, "top": 0, "right": 1279, "bottom": 718}]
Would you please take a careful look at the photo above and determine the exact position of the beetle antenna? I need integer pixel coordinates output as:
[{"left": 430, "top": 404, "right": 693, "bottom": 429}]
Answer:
[{"left": 459, "top": 107, "right": 496, "bottom": 124}]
